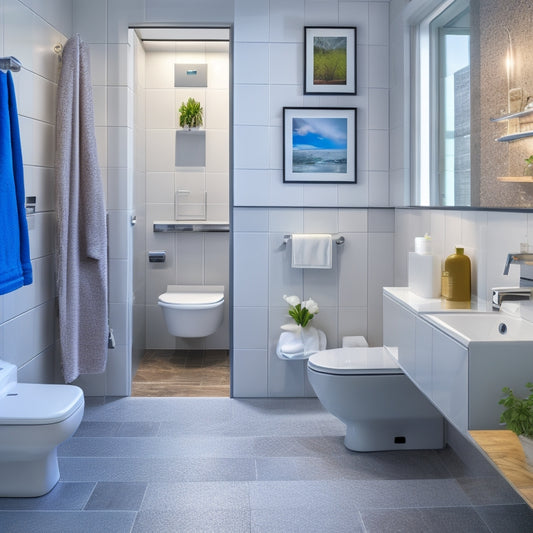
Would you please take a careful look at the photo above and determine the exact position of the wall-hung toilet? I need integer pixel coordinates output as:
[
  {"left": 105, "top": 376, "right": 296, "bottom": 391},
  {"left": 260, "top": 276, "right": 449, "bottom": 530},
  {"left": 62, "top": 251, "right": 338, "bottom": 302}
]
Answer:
[
  {"left": 307, "top": 347, "right": 444, "bottom": 452},
  {"left": 0, "top": 359, "right": 84, "bottom": 497},
  {"left": 158, "top": 284, "right": 224, "bottom": 337}
]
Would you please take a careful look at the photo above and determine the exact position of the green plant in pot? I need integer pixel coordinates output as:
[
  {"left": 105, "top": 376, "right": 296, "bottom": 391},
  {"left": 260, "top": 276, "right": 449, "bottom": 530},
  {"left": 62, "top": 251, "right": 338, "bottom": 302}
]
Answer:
[
  {"left": 178, "top": 97, "right": 203, "bottom": 130},
  {"left": 524, "top": 155, "right": 533, "bottom": 177},
  {"left": 499, "top": 383, "right": 533, "bottom": 467}
]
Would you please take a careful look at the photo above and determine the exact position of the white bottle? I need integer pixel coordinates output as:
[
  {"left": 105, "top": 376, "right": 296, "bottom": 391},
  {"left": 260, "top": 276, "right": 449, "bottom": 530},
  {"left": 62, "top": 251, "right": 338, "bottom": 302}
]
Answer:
[{"left": 408, "top": 234, "right": 441, "bottom": 298}]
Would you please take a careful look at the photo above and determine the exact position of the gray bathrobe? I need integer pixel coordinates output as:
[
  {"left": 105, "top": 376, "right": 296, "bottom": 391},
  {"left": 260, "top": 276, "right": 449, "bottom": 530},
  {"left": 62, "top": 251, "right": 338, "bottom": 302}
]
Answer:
[{"left": 55, "top": 34, "right": 108, "bottom": 384}]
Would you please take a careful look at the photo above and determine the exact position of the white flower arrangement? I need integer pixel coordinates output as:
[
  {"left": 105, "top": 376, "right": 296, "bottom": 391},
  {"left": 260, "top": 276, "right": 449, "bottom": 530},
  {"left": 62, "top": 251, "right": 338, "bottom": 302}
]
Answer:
[{"left": 282, "top": 294, "right": 319, "bottom": 328}]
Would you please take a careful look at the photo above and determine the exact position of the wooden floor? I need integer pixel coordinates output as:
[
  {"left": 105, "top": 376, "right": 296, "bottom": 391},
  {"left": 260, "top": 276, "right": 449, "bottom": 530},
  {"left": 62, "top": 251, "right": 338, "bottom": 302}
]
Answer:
[
  {"left": 131, "top": 349, "right": 230, "bottom": 397},
  {"left": 470, "top": 430, "right": 533, "bottom": 508}
]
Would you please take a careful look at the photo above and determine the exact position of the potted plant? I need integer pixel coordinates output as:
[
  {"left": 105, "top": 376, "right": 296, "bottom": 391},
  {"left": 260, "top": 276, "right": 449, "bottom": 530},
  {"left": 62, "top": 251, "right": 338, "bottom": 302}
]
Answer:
[
  {"left": 499, "top": 383, "right": 533, "bottom": 466},
  {"left": 178, "top": 97, "right": 203, "bottom": 130},
  {"left": 276, "top": 295, "right": 326, "bottom": 360},
  {"left": 524, "top": 155, "right": 533, "bottom": 177}
]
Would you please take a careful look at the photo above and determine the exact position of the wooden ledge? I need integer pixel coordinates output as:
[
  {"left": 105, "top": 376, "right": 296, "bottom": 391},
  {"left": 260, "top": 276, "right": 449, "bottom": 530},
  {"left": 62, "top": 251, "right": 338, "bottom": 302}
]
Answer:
[{"left": 470, "top": 430, "right": 533, "bottom": 507}]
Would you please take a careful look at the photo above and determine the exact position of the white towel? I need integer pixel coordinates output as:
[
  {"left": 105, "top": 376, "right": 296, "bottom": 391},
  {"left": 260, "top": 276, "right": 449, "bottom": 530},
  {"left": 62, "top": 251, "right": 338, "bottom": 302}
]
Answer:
[{"left": 291, "top": 234, "right": 332, "bottom": 269}]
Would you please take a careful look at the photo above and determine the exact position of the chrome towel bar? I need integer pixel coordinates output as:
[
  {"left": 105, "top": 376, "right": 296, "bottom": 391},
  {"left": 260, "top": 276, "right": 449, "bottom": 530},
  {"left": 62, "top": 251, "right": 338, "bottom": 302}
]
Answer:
[{"left": 282, "top": 234, "right": 345, "bottom": 246}]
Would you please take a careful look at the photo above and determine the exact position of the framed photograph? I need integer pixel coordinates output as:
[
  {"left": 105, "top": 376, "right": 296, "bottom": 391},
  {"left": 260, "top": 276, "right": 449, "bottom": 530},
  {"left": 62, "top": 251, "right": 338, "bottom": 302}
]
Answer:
[
  {"left": 283, "top": 107, "right": 357, "bottom": 184},
  {"left": 304, "top": 26, "right": 356, "bottom": 95}
]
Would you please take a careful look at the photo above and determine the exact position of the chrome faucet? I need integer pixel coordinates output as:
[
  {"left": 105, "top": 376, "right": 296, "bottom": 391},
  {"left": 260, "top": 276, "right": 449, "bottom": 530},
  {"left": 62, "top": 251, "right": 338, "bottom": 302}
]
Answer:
[
  {"left": 491, "top": 287, "right": 532, "bottom": 310},
  {"left": 503, "top": 253, "right": 533, "bottom": 275}
]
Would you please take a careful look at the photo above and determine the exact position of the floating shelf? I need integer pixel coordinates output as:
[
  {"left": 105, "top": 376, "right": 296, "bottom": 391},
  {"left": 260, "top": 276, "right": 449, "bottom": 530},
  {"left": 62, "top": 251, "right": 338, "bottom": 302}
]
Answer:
[
  {"left": 490, "top": 108, "right": 533, "bottom": 122},
  {"left": 153, "top": 221, "right": 229, "bottom": 233},
  {"left": 498, "top": 176, "right": 533, "bottom": 183},
  {"left": 496, "top": 130, "right": 533, "bottom": 143}
]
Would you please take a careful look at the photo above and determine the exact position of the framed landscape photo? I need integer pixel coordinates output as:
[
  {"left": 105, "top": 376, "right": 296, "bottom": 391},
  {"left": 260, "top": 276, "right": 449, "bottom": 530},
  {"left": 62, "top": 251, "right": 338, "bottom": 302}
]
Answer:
[
  {"left": 304, "top": 26, "right": 356, "bottom": 95},
  {"left": 283, "top": 107, "right": 357, "bottom": 183}
]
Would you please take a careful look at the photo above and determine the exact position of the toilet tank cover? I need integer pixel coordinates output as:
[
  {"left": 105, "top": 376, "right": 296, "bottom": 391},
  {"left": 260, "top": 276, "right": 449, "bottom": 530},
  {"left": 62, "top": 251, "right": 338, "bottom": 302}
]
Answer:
[
  {"left": 0, "top": 383, "right": 84, "bottom": 425},
  {"left": 308, "top": 347, "right": 402, "bottom": 375},
  {"left": 159, "top": 291, "right": 224, "bottom": 306}
]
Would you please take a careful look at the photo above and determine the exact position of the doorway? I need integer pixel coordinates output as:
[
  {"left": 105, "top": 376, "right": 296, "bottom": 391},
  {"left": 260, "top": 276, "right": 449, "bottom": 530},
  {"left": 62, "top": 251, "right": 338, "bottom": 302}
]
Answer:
[{"left": 130, "top": 27, "right": 231, "bottom": 397}]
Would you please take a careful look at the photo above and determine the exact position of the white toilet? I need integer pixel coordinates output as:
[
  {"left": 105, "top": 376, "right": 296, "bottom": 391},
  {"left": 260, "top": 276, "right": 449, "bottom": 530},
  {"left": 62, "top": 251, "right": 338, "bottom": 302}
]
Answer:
[
  {"left": 307, "top": 346, "right": 444, "bottom": 452},
  {"left": 0, "top": 359, "right": 84, "bottom": 497},
  {"left": 158, "top": 284, "right": 224, "bottom": 338}
]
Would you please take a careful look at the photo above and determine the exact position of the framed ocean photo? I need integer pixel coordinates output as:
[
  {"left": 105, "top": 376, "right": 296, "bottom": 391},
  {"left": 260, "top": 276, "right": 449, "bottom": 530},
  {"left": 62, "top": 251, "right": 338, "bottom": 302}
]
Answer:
[
  {"left": 304, "top": 26, "right": 356, "bottom": 95},
  {"left": 283, "top": 107, "right": 357, "bottom": 183}
]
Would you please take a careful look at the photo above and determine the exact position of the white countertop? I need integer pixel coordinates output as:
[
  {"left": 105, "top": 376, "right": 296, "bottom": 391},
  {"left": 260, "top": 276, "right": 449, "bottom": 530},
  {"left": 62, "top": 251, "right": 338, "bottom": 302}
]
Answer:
[{"left": 383, "top": 287, "right": 492, "bottom": 314}]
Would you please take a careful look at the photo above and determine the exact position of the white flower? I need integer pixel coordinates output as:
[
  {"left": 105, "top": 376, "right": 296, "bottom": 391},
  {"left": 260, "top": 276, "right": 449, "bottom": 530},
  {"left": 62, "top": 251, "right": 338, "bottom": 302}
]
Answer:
[
  {"left": 303, "top": 298, "right": 319, "bottom": 315},
  {"left": 283, "top": 294, "right": 300, "bottom": 307}
]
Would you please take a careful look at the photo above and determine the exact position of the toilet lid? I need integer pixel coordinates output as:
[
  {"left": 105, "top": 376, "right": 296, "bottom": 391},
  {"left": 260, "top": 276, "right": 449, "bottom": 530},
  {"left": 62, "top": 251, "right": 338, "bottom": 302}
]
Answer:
[
  {"left": 159, "top": 292, "right": 224, "bottom": 306},
  {"left": 0, "top": 383, "right": 84, "bottom": 425},
  {"left": 307, "top": 347, "right": 402, "bottom": 375}
]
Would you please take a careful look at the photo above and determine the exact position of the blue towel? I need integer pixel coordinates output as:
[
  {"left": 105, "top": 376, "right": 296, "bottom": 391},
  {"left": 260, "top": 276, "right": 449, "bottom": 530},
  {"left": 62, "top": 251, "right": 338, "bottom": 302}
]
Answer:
[{"left": 0, "top": 70, "right": 32, "bottom": 294}]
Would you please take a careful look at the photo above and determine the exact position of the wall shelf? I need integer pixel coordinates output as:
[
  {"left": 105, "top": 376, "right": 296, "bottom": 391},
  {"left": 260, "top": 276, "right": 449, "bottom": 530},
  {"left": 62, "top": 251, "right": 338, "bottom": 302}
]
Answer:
[
  {"left": 495, "top": 131, "right": 533, "bottom": 143},
  {"left": 153, "top": 221, "right": 229, "bottom": 233},
  {"left": 490, "top": 108, "right": 533, "bottom": 122},
  {"left": 498, "top": 176, "right": 533, "bottom": 183},
  {"left": 491, "top": 108, "right": 533, "bottom": 142},
  {"left": 175, "top": 129, "right": 206, "bottom": 167}
]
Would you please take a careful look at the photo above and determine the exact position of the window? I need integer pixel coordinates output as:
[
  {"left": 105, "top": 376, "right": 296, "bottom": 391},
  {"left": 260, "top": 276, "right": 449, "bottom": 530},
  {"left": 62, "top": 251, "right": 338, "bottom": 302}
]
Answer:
[{"left": 413, "top": 0, "right": 471, "bottom": 206}]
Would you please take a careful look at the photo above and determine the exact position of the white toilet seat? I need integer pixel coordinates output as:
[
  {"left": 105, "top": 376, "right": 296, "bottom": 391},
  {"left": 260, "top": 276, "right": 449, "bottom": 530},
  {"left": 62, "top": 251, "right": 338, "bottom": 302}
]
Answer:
[
  {"left": 308, "top": 346, "right": 403, "bottom": 375},
  {"left": 158, "top": 291, "right": 224, "bottom": 310},
  {"left": 0, "top": 383, "right": 84, "bottom": 425}
]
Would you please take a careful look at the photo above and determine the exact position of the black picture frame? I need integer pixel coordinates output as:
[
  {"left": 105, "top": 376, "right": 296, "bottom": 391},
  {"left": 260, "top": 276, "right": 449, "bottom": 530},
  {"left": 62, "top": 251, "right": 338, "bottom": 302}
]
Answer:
[
  {"left": 304, "top": 26, "right": 357, "bottom": 95},
  {"left": 283, "top": 107, "right": 357, "bottom": 184}
]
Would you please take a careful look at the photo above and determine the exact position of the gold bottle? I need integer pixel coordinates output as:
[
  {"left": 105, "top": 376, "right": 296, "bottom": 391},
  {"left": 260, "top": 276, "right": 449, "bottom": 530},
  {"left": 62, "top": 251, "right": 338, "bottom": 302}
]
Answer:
[{"left": 443, "top": 247, "right": 471, "bottom": 301}]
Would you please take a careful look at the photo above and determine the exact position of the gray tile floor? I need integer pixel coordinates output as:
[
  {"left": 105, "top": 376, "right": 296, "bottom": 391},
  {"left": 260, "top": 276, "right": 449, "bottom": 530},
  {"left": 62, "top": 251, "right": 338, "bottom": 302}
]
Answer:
[{"left": 1, "top": 397, "right": 533, "bottom": 532}]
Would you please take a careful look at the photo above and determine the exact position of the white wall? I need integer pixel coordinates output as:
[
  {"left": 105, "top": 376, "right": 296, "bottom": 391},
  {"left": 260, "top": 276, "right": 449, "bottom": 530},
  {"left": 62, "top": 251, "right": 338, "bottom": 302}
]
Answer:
[
  {"left": 0, "top": 0, "right": 71, "bottom": 383},
  {"left": 231, "top": 0, "right": 393, "bottom": 397},
  {"left": 142, "top": 41, "right": 230, "bottom": 351},
  {"left": 394, "top": 208, "right": 529, "bottom": 304}
]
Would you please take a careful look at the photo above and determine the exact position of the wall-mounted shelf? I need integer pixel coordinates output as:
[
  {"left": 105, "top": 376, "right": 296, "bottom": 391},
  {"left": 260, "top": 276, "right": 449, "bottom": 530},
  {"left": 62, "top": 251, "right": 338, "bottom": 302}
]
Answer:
[
  {"left": 495, "top": 131, "right": 533, "bottom": 143},
  {"left": 175, "top": 129, "right": 205, "bottom": 167},
  {"left": 498, "top": 176, "right": 533, "bottom": 183},
  {"left": 490, "top": 108, "right": 533, "bottom": 122},
  {"left": 153, "top": 221, "right": 229, "bottom": 233},
  {"left": 491, "top": 108, "right": 533, "bottom": 142}
]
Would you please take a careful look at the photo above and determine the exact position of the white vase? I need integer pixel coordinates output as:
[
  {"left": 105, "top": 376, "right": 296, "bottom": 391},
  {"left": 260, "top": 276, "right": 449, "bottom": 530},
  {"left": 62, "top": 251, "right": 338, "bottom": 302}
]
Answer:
[{"left": 519, "top": 435, "right": 533, "bottom": 468}]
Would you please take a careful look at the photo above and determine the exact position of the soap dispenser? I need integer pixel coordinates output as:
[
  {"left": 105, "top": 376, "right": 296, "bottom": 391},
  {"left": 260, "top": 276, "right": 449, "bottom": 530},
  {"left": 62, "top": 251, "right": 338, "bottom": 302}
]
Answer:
[
  {"left": 442, "top": 247, "right": 471, "bottom": 301},
  {"left": 408, "top": 234, "right": 441, "bottom": 298}
]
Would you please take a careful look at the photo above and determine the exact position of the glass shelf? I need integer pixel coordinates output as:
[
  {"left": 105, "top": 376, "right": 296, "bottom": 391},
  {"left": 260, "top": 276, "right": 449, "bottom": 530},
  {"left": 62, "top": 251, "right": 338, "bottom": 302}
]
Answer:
[
  {"left": 495, "top": 130, "right": 533, "bottom": 142},
  {"left": 490, "top": 108, "right": 533, "bottom": 122}
]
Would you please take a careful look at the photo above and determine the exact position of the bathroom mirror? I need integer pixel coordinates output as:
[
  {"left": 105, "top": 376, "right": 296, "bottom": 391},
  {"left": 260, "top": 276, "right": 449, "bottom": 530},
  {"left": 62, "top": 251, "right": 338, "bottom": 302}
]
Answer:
[{"left": 411, "top": 0, "right": 533, "bottom": 209}]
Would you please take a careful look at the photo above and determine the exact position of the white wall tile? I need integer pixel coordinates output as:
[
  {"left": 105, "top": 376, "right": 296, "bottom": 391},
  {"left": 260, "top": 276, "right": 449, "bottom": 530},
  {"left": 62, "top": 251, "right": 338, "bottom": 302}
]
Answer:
[
  {"left": 339, "top": 209, "right": 368, "bottom": 233},
  {"left": 270, "top": 85, "right": 302, "bottom": 127},
  {"left": 233, "top": 170, "right": 270, "bottom": 206},
  {"left": 145, "top": 129, "right": 175, "bottom": 172},
  {"left": 269, "top": 0, "right": 305, "bottom": 43},
  {"left": 368, "top": 129, "right": 389, "bottom": 172},
  {"left": 369, "top": 1, "right": 389, "bottom": 46},
  {"left": 368, "top": 208, "right": 395, "bottom": 233},
  {"left": 233, "top": 233, "right": 269, "bottom": 306},
  {"left": 369, "top": 88, "right": 389, "bottom": 130},
  {"left": 234, "top": 43, "right": 269, "bottom": 85},
  {"left": 108, "top": 44, "right": 129, "bottom": 86},
  {"left": 234, "top": 0, "right": 269, "bottom": 42},
  {"left": 176, "top": 234, "right": 204, "bottom": 284},
  {"left": 369, "top": 171, "right": 390, "bottom": 207},
  {"left": 107, "top": 126, "right": 130, "bottom": 168},
  {"left": 107, "top": 86, "right": 129, "bottom": 127},
  {"left": 206, "top": 130, "right": 229, "bottom": 173},
  {"left": 234, "top": 85, "right": 270, "bottom": 126},
  {"left": 233, "top": 207, "right": 269, "bottom": 232},
  {"left": 269, "top": 43, "right": 303, "bottom": 86},
  {"left": 232, "top": 349, "right": 268, "bottom": 397},
  {"left": 305, "top": 0, "right": 339, "bottom": 25},
  {"left": 234, "top": 126, "right": 270, "bottom": 169},
  {"left": 108, "top": 0, "right": 145, "bottom": 44},
  {"left": 233, "top": 307, "right": 268, "bottom": 349},
  {"left": 338, "top": 232, "right": 368, "bottom": 307},
  {"left": 74, "top": 0, "right": 107, "bottom": 43},
  {"left": 339, "top": 2, "right": 369, "bottom": 45},
  {"left": 368, "top": 45, "right": 389, "bottom": 88}
]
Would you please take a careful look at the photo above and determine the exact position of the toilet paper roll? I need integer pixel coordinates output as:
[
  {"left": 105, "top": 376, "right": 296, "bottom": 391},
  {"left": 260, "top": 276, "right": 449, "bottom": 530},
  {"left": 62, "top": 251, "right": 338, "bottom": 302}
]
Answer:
[{"left": 342, "top": 336, "right": 369, "bottom": 348}]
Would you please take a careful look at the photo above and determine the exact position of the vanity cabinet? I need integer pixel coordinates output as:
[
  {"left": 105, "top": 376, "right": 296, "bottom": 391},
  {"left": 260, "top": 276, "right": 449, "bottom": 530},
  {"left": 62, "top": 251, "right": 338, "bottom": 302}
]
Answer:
[{"left": 383, "top": 290, "right": 533, "bottom": 434}]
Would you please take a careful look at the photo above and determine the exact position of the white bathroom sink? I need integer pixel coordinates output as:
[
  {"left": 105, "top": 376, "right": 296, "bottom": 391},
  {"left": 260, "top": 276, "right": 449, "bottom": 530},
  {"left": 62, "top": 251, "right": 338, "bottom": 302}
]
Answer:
[{"left": 423, "top": 312, "right": 533, "bottom": 345}]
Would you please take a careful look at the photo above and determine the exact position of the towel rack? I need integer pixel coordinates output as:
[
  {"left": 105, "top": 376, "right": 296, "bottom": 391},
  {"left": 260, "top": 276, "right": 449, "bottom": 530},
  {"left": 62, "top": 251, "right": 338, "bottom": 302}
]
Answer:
[
  {"left": 0, "top": 56, "right": 22, "bottom": 72},
  {"left": 282, "top": 234, "right": 345, "bottom": 246}
]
